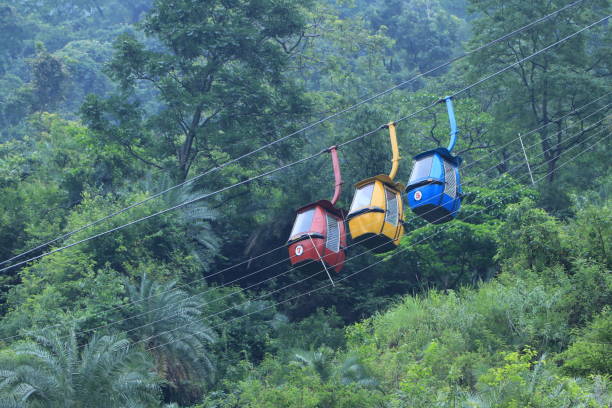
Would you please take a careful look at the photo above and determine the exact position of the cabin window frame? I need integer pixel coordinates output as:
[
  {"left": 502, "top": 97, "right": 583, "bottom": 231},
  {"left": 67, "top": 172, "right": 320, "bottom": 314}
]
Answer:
[
  {"left": 349, "top": 183, "right": 375, "bottom": 213},
  {"left": 443, "top": 160, "right": 457, "bottom": 198},
  {"left": 289, "top": 208, "right": 316, "bottom": 238},
  {"left": 408, "top": 156, "right": 434, "bottom": 184}
]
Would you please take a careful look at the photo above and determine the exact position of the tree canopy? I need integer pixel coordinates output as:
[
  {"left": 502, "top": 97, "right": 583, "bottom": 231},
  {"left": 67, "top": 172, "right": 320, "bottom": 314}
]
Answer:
[{"left": 0, "top": 0, "right": 610, "bottom": 406}]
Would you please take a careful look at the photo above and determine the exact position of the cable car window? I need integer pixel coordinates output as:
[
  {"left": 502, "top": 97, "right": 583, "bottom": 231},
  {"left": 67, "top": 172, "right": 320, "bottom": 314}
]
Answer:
[
  {"left": 384, "top": 188, "right": 399, "bottom": 226},
  {"left": 350, "top": 183, "right": 374, "bottom": 213},
  {"left": 290, "top": 208, "right": 315, "bottom": 238},
  {"left": 325, "top": 214, "right": 340, "bottom": 252},
  {"left": 409, "top": 156, "right": 433, "bottom": 183}
]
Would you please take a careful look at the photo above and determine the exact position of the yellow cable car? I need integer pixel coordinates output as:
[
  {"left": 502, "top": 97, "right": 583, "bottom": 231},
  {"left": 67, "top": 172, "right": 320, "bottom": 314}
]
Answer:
[{"left": 346, "top": 123, "right": 405, "bottom": 253}]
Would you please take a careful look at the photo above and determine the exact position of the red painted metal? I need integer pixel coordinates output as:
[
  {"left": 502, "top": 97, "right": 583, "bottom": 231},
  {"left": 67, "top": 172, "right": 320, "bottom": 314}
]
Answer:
[
  {"left": 287, "top": 203, "right": 346, "bottom": 273},
  {"left": 287, "top": 145, "right": 346, "bottom": 274},
  {"left": 327, "top": 146, "right": 343, "bottom": 206}
]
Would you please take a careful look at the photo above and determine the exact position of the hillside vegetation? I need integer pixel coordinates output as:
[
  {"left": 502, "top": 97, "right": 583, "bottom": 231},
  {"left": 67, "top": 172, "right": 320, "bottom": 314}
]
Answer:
[{"left": 0, "top": 0, "right": 609, "bottom": 406}]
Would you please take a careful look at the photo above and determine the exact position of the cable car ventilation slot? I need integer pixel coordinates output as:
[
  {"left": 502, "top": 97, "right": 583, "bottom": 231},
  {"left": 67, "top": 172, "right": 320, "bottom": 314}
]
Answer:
[
  {"left": 326, "top": 214, "right": 340, "bottom": 252},
  {"left": 443, "top": 161, "right": 456, "bottom": 198},
  {"left": 385, "top": 189, "right": 398, "bottom": 226}
]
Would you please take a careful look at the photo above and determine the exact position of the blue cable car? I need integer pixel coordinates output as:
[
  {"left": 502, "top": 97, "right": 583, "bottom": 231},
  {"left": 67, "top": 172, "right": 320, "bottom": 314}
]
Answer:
[{"left": 405, "top": 97, "right": 463, "bottom": 224}]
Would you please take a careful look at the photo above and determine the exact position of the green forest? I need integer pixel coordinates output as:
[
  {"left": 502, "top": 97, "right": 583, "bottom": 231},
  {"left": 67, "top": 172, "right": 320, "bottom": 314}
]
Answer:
[{"left": 0, "top": 0, "right": 610, "bottom": 406}]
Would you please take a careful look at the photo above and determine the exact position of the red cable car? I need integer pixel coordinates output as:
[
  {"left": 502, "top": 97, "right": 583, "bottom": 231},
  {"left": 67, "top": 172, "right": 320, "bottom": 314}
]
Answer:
[{"left": 287, "top": 146, "right": 347, "bottom": 283}]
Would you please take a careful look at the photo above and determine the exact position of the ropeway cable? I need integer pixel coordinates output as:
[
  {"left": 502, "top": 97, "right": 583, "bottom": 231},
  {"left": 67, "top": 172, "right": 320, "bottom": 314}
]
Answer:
[
  {"left": 132, "top": 125, "right": 611, "bottom": 349},
  {"left": 8, "top": 119, "right": 608, "bottom": 346},
  {"left": 125, "top": 124, "right": 611, "bottom": 349},
  {"left": 0, "top": 0, "right": 591, "bottom": 268},
  {"left": 349, "top": 16, "right": 611, "bottom": 140},
  {"left": 0, "top": 101, "right": 608, "bottom": 344},
  {"left": 145, "top": 129, "right": 610, "bottom": 352},
  {"left": 74, "top": 121, "right": 612, "bottom": 346},
  {"left": 2, "top": 95, "right": 605, "bottom": 347},
  {"left": 0, "top": 16, "right": 609, "bottom": 340},
  {"left": 0, "top": 84, "right": 608, "bottom": 344},
  {"left": 1, "top": 15, "right": 607, "bottom": 274}
]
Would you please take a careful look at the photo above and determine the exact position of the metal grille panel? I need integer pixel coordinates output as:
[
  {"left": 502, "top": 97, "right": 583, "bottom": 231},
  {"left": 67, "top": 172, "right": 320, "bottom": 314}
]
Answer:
[
  {"left": 443, "top": 161, "right": 457, "bottom": 198},
  {"left": 326, "top": 214, "right": 340, "bottom": 252},
  {"left": 385, "top": 188, "right": 399, "bottom": 226}
]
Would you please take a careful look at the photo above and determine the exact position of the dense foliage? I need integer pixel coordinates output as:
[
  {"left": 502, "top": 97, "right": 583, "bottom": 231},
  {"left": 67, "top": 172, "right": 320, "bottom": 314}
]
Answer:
[{"left": 0, "top": 0, "right": 609, "bottom": 406}]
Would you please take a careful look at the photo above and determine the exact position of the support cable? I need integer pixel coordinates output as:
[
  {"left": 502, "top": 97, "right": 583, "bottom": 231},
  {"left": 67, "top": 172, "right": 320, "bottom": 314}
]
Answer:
[
  {"left": 146, "top": 130, "right": 610, "bottom": 352},
  {"left": 0, "top": 0, "right": 591, "bottom": 268},
  {"left": 1, "top": 16, "right": 607, "bottom": 274},
  {"left": 106, "top": 125, "right": 612, "bottom": 349},
  {"left": 5, "top": 119, "right": 607, "bottom": 345}
]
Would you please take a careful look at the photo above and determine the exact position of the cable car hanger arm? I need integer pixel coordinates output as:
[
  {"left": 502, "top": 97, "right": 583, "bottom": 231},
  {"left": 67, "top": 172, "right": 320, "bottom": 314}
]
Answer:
[
  {"left": 437, "top": 97, "right": 458, "bottom": 153},
  {"left": 2, "top": 17, "right": 606, "bottom": 273},
  {"left": 384, "top": 122, "right": 401, "bottom": 181},
  {"left": 325, "top": 146, "right": 343, "bottom": 206}
]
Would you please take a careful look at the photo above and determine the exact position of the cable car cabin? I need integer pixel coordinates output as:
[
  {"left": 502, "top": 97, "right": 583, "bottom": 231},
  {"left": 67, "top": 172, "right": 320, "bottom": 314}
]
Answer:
[
  {"left": 347, "top": 176, "right": 405, "bottom": 253},
  {"left": 287, "top": 200, "right": 346, "bottom": 274},
  {"left": 405, "top": 96, "right": 463, "bottom": 224},
  {"left": 346, "top": 123, "right": 405, "bottom": 253},
  {"left": 405, "top": 148, "right": 462, "bottom": 224},
  {"left": 287, "top": 145, "right": 346, "bottom": 277}
]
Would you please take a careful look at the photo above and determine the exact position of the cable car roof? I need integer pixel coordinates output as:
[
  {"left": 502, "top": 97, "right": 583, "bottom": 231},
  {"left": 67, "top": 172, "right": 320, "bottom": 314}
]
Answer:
[
  {"left": 355, "top": 174, "right": 405, "bottom": 193},
  {"left": 413, "top": 147, "right": 463, "bottom": 166},
  {"left": 295, "top": 199, "right": 344, "bottom": 218}
]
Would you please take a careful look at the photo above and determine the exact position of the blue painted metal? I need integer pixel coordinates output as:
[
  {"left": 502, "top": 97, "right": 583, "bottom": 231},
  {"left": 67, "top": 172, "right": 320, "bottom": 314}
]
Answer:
[
  {"left": 444, "top": 96, "right": 458, "bottom": 153},
  {"left": 404, "top": 96, "right": 463, "bottom": 224},
  {"left": 406, "top": 181, "right": 461, "bottom": 224}
]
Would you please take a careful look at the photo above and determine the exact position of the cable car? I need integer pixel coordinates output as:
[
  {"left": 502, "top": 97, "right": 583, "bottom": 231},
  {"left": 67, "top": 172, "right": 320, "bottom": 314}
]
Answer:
[
  {"left": 287, "top": 146, "right": 347, "bottom": 282},
  {"left": 346, "top": 123, "right": 405, "bottom": 253},
  {"left": 405, "top": 97, "right": 462, "bottom": 224}
]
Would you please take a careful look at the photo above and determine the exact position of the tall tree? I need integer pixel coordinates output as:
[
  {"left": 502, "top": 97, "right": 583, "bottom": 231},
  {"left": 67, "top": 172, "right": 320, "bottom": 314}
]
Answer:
[
  {"left": 123, "top": 274, "right": 216, "bottom": 404},
  {"left": 30, "top": 45, "right": 69, "bottom": 113},
  {"left": 0, "top": 329, "right": 160, "bottom": 407},
  {"left": 466, "top": 0, "right": 611, "bottom": 182},
  {"left": 369, "top": 0, "right": 463, "bottom": 76},
  {"left": 82, "top": 0, "right": 314, "bottom": 181},
  {"left": 0, "top": 5, "right": 29, "bottom": 76}
]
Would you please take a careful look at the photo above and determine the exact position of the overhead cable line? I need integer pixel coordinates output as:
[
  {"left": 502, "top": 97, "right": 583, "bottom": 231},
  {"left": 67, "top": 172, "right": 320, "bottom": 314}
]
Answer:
[
  {"left": 4, "top": 109, "right": 607, "bottom": 344},
  {"left": 5, "top": 115, "right": 607, "bottom": 344},
  {"left": 131, "top": 126, "right": 612, "bottom": 348},
  {"left": 356, "top": 15, "right": 611, "bottom": 136},
  {"left": 146, "top": 131, "right": 610, "bottom": 352},
  {"left": 0, "top": 0, "right": 590, "bottom": 268},
  {"left": 80, "top": 115, "right": 612, "bottom": 341},
  {"left": 1, "top": 16, "right": 607, "bottom": 274}
]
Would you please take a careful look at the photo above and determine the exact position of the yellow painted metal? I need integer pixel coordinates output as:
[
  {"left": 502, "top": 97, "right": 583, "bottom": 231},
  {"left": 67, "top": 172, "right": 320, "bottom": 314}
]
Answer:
[
  {"left": 348, "top": 210, "right": 385, "bottom": 239},
  {"left": 370, "top": 180, "right": 386, "bottom": 214},
  {"left": 392, "top": 188, "right": 405, "bottom": 244},
  {"left": 347, "top": 123, "right": 405, "bottom": 251},
  {"left": 347, "top": 175, "right": 405, "bottom": 248},
  {"left": 387, "top": 122, "right": 400, "bottom": 181}
]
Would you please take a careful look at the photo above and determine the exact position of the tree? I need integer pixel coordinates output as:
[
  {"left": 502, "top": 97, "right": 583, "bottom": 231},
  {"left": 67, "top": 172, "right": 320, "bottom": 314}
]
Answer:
[
  {"left": 123, "top": 274, "right": 216, "bottom": 405},
  {"left": 0, "top": 113, "right": 134, "bottom": 299},
  {"left": 30, "top": 44, "right": 69, "bottom": 113},
  {"left": 82, "top": 0, "right": 314, "bottom": 181},
  {"left": 338, "top": 355, "right": 379, "bottom": 388},
  {"left": 369, "top": 0, "right": 463, "bottom": 76},
  {"left": 465, "top": 0, "right": 611, "bottom": 182},
  {"left": 0, "top": 5, "right": 29, "bottom": 76},
  {"left": 561, "top": 308, "right": 612, "bottom": 376},
  {"left": 495, "top": 198, "right": 565, "bottom": 271},
  {"left": 292, "top": 348, "right": 333, "bottom": 382},
  {"left": 0, "top": 329, "right": 160, "bottom": 407}
]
